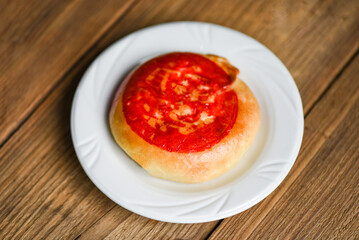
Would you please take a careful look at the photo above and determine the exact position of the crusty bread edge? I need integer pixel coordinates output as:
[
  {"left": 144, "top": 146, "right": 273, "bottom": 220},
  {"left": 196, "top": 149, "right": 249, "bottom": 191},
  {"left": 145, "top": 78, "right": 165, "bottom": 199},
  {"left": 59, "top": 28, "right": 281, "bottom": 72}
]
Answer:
[{"left": 109, "top": 54, "right": 261, "bottom": 183}]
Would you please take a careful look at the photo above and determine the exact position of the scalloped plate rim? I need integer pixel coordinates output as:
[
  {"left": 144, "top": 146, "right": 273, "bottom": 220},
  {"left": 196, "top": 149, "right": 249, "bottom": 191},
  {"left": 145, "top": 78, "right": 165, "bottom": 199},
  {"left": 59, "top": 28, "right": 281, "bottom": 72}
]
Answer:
[{"left": 70, "top": 21, "right": 304, "bottom": 223}]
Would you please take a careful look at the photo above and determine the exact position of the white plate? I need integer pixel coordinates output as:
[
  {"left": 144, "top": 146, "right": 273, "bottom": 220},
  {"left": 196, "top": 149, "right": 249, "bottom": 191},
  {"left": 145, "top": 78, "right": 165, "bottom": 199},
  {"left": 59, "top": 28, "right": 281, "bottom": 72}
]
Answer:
[{"left": 71, "top": 22, "right": 304, "bottom": 223}]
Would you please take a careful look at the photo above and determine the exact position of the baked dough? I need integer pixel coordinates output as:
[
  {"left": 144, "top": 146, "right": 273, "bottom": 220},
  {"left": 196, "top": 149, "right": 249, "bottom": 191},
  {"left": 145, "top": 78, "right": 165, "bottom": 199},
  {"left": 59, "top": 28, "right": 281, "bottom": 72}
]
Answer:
[{"left": 110, "top": 52, "right": 260, "bottom": 183}]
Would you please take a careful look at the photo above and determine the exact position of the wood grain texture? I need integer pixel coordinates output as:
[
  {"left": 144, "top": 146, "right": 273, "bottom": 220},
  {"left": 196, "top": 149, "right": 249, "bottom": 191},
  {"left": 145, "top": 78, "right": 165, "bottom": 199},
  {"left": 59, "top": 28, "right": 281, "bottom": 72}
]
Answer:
[
  {"left": 0, "top": 61, "right": 119, "bottom": 239},
  {"left": 2, "top": 0, "right": 358, "bottom": 145},
  {"left": 253, "top": 103, "right": 359, "bottom": 239},
  {"left": 80, "top": 212, "right": 218, "bottom": 240},
  {"left": 71, "top": 0, "right": 358, "bottom": 237},
  {"left": 90, "top": 0, "right": 359, "bottom": 114},
  {"left": 0, "top": 0, "right": 137, "bottom": 144},
  {"left": 0, "top": 34, "right": 218, "bottom": 239},
  {"left": 0, "top": 0, "right": 358, "bottom": 239},
  {"left": 208, "top": 54, "right": 359, "bottom": 239}
]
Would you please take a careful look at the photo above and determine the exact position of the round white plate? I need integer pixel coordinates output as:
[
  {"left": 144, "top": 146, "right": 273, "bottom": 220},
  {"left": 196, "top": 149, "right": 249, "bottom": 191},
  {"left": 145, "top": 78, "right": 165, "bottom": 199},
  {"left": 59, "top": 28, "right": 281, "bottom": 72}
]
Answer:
[{"left": 71, "top": 22, "right": 304, "bottom": 223}]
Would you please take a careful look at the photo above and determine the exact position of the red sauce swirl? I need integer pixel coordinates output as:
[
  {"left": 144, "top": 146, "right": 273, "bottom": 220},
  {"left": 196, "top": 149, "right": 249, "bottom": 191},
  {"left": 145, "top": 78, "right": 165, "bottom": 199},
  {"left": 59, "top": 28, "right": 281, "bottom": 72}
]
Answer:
[{"left": 122, "top": 52, "right": 238, "bottom": 152}]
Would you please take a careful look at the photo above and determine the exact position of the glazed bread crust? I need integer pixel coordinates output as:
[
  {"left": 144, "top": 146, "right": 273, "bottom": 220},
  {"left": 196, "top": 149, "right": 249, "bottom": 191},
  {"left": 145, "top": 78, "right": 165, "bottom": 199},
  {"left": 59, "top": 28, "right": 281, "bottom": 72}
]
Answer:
[{"left": 110, "top": 53, "right": 260, "bottom": 183}]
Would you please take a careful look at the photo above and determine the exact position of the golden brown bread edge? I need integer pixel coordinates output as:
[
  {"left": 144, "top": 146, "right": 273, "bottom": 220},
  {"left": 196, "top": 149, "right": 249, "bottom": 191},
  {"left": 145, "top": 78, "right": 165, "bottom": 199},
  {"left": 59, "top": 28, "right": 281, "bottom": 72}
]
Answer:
[{"left": 109, "top": 54, "right": 261, "bottom": 183}]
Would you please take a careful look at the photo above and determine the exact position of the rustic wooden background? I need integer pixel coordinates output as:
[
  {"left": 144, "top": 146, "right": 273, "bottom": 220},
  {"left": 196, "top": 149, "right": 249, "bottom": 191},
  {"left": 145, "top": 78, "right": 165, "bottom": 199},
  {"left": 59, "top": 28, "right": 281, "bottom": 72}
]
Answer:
[{"left": 1, "top": 0, "right": 358, "bottom": 239}]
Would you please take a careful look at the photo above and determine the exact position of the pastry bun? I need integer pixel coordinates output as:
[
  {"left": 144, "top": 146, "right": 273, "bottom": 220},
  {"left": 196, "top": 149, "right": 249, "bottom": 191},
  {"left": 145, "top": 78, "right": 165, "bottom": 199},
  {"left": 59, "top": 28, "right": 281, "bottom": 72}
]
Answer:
[{"left": 110, "top": 52, "right": 260, "bottom": 183}]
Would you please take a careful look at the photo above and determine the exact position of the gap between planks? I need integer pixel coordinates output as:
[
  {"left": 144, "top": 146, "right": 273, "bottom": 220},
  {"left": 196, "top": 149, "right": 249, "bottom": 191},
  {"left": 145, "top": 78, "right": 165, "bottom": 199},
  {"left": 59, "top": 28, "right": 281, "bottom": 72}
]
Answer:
[
  {"left": 304, "top": 48, "right": 359, "bottom": 118},
  {"left": 203, "top": 219, "right": 224, "bottom": 240}
]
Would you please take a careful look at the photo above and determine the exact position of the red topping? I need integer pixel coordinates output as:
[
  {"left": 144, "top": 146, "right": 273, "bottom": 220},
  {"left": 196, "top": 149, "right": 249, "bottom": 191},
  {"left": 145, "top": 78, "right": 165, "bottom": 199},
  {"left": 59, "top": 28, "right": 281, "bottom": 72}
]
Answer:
[{"left": 122, "top": 52, "right": 238, "bottom": 152}]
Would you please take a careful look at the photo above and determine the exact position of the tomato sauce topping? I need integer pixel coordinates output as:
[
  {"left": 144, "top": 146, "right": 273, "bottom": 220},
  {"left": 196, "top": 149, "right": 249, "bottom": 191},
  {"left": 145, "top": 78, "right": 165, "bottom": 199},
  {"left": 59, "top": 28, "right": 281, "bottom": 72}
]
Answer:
[{"left": 122, "top": 52, "right": 238, "bottom": 152}]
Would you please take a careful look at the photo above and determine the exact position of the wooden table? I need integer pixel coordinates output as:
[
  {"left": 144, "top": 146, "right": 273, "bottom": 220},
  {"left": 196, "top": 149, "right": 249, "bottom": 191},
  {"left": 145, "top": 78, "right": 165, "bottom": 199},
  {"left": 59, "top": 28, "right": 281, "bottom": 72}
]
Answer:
[{"left": 1, "top": 0, "right": 358, "bottom": 239}]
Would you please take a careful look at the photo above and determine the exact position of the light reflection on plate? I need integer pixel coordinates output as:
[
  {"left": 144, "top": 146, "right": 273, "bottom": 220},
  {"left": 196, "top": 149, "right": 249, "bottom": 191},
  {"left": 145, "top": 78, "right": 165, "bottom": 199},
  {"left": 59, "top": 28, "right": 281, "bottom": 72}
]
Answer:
[{"left": 71, "top": 21, "right": 304, "bottom": 223}]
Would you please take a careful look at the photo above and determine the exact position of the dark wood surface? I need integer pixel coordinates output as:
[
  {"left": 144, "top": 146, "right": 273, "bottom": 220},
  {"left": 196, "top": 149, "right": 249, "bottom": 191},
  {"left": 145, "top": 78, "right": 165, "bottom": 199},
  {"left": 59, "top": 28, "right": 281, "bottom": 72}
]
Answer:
[{"left": 1, "top": 0, "right": 358, "bottom": 239}]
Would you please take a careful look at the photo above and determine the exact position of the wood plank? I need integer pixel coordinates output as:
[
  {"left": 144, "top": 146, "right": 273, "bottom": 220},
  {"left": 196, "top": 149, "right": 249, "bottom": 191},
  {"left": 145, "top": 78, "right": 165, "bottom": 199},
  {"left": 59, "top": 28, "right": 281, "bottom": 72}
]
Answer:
[
  {"left": 0, "top": 0, "right": 358, "bottom": 238},
  {"left": 0, "top": 62, "right": 120, "bottom": 239},
  {"left": 93, "top": 0, "right": 359, "bottom": 114},
  {"left": 208, "top": 54, "right": 359, "bottom": 239},
  {"left": 0, "top": 0, "right": 137, "bottom": 144},
  {"left": 0, "top": 33, "right": 217, "bottom": 239},
  {"left": 2, "top": 0, "right": 358, "bottom": 146},
  {"left": 79, "top": 211, "right": 217, "bottom": 240},
  {"left": 73, "top": 0, "right": 358, "bottom": 238},
  {"left": 249, "top": 103, "right": 359, "bottom": 239},
  {"left": 0, "top": 0, "right": 70, "bottom": 73}
]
